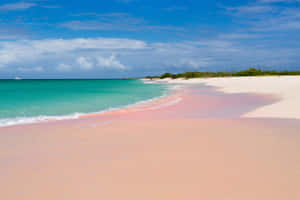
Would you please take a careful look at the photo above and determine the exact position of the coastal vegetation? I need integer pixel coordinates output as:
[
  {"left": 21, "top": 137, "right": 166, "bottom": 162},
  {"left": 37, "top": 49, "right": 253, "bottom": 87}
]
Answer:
[{"left": 146, "top": 68, "right": 300, "bottom": 79}]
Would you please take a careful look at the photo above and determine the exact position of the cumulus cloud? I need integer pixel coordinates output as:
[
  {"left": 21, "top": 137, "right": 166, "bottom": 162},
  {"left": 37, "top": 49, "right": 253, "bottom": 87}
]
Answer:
[
  {"left": 77, "top": 57, "right": 93, "bottom": 70},
  {"left": 0, "top": 53, "right": 15, "bottom": 68},
  {"left": 97, "top": 55, "right": 126, "bottom": 69},
  {"left": 0, "top": 36, "right": 299, "bottom": 78},
  {"left": 0, "top": 38, "right": 146, "bottom": 68}
]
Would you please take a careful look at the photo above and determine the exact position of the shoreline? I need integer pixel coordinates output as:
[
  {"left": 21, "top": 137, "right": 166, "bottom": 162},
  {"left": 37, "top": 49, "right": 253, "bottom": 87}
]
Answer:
[
  {"left": 3, "top": 75, "right": 298, "bottom": 128},
  {"left": 0, "top": 82, "right": 181, "bottom": 128},
  {"left": 1, "top": 81, "right": 277, "bottom": 131}
]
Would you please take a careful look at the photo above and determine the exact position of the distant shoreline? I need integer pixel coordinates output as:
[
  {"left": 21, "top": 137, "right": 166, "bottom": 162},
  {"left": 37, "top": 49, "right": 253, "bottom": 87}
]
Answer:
[{"left": 145, "top": 68, "right": 300, "bottom": 79}]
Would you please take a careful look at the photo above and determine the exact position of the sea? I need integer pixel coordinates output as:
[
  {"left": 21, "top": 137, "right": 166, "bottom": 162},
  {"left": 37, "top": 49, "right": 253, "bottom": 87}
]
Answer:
[{"left": 0, "top": 79, "right": 168, "bottom": 127}]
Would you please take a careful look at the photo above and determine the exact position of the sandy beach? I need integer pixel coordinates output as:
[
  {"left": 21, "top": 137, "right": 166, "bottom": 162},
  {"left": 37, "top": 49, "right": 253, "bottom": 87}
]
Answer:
[
  {"left": 1, "top": 77, "right": 300, "bottom": 200},
  {"left": 150, "top": 76, "right": 300, "bottom": 119}
]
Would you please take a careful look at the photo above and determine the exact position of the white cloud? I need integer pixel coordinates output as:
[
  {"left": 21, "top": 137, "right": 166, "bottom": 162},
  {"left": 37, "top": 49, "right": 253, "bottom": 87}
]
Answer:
[
  {"left": 17, "top": 66, "right": 44, "bottom": 72},
  {"left": 0, "top": 38, "right": 146, "bottom": 68},
  {"left": 97, "top": 55, "right": 126, "bottom": 69},
  {"left": 0, "top": 53, "right": 15, "bottom": 68},
  {"left": 77, "top": 57, "right": 93, "bottom": 70},
  {"left": 0, "top": 2, "right": 36, "bottom": 11},
  {"left": 29, "top": 38, "right": 146, "bottom": 52},
  {"left": 0, "top": 37, "right": 299, "bottom": 77},
  {"left": 56, "top": 64, "right": 71, "bottom": 72}
]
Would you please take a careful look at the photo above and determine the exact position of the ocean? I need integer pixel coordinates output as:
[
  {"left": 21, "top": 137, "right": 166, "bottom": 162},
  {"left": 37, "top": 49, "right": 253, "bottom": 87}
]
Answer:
[{"left": 0, "top": 79, "right": 168, "bottom": 127}]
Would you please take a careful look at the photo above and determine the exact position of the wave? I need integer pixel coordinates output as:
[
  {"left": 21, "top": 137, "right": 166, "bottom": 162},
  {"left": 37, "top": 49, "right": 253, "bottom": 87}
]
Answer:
[{"left": 0, "top": 113, "right": 82, "bottom": 127}]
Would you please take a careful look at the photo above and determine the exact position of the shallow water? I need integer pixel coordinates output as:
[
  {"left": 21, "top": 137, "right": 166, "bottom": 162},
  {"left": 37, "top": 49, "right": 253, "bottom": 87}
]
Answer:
[{"left": 0, "top": 79, "right": 167, "bottom": 126}]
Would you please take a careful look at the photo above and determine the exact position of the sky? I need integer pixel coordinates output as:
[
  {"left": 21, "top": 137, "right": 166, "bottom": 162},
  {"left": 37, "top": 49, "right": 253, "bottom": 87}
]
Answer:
[{"left": 0, "top": 0, "right": 300, "bottom": 78}]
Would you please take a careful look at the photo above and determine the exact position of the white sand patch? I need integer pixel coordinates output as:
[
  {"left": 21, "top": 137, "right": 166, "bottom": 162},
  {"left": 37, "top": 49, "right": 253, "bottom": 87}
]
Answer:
[{"left": 145, "top": 76, "right": 300, "bottom": 119}]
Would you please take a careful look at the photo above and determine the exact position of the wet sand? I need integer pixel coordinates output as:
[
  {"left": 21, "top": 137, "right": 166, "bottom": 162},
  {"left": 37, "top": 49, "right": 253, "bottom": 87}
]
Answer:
[{"left": 1, "top": 84, "right": 300, "bottom": 200}]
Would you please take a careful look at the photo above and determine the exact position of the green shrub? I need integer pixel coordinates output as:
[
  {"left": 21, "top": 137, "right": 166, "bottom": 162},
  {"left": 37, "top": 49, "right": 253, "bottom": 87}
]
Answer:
[
  {"left": 149, "top": 68, "right": 300, "bottom": 79},
  {"left": 160, "top": 73, "right": 173, "bottom": 79}
]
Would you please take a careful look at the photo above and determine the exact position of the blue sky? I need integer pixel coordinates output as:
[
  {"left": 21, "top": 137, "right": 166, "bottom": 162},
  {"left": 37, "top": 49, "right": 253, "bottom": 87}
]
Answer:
[{"left": 0, "top": 0, "right": 300, "bottom": 78}]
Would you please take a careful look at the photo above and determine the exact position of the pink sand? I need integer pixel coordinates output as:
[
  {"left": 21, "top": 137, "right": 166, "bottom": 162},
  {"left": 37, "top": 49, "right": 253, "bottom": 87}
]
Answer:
[{"left": 0, "top": 85, "right": 299, "bottom": 200}]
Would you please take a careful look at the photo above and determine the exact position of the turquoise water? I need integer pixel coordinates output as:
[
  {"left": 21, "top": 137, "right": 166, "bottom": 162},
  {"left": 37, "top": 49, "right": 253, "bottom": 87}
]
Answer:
[{"left": 0, "top": 79, "right": 167, "bottom": 126}]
